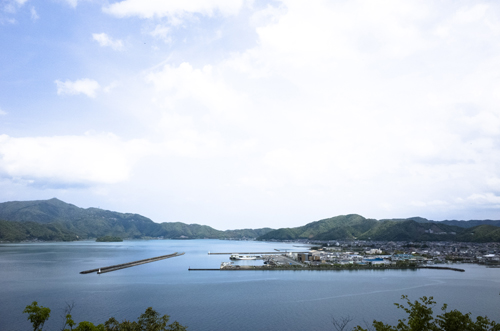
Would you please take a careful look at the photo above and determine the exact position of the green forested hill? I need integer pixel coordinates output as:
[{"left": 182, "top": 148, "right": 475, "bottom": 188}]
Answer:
[
  {"left": 257, "top": 215, "right": 500, "bottom": 242},
  {"left": 258, "top": 214, "right": 378, "bottom": 240},
  {"left": 440, "top": 219, "right": 500, "bottom": 228},
  {"left": 0, "top": 198, "right": 272, "bottom": 242},
  {"left": 357, "top": 220, "right": 463, "bottom": 241},
  {"left": 1, "top": 198, "right": 499, "bottom": 242},
  {"left": 0, "top": 220, "right": 78, "bottom": 242},
  {"left": 455, "top": 224, "right": 500, "bottom": 242}
]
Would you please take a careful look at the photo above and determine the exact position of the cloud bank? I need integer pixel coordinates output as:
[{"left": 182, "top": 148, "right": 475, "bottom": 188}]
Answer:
[
  {"left": 3, "top": 0, "right": 500, "bottom": 227},
  {"left": 103, "top": 0, "right": 245, "bottom": 19},
  {"left": 0, "top": 133, "right": 149, "bottom": 185},
  {"left": 55, "top": 79, "right": 100, "bottom": 98},
  {"left": 92, "top": 33, "right": 123, "bottom": 50}
]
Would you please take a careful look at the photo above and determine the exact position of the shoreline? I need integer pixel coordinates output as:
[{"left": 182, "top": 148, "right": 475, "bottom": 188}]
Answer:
[{"left": 189, "top": 265, "right": 466, "bottom": 272}]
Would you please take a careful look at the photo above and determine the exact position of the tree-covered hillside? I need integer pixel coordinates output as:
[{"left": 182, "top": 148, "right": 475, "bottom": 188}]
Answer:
[
  {"left": 258, "top": 214, "right": 378, "bottom": 241},
  {"left": 258, "top": 215, "right": 500, "bottom": 242},
  {"left": 0, "top": 220, "right": 78, "bottom": 242},
  {"left": 0, "top": 198, "right": 272, "bottom": 242},
  {"left": 1, "top": 198, "right": 499, "bottom": 242}
]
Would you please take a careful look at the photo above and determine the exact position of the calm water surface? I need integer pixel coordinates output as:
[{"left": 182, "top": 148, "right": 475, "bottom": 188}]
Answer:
[{"left": 1, "top": 240, "right": 499, "bottom": 331}]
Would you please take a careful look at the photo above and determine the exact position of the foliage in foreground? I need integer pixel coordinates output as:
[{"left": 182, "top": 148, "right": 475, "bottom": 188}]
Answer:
[
  {"left": 333, "top": 295, "right": 499, "bottom": 331},
  {"left": 24, "top": 302, "right": 187, "bottom": 331}
]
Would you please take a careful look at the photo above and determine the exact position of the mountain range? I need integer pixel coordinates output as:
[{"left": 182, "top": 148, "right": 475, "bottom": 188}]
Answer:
[
  {"left": 0, "top": 198, "right": 271, "bottom": 242},
  {"left": 0, "top": 198, "right": 499, "bottom": 242},
  {"left": 257, "top": 214, "right": 500, "bottom": 242}
]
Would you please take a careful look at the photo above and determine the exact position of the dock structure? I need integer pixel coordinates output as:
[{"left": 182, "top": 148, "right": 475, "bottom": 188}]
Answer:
[
  {"left": 418, "top": 266, "right": 465, "bottom": 272},
  {"left": 189, "top": 265, "right": 465, "bottom": 272},
  {"left": 80, "top": 252, "right": 184, "bottom": 275},
  {"left": 208, "top": 251, "right": 310, "bottom": 255}
]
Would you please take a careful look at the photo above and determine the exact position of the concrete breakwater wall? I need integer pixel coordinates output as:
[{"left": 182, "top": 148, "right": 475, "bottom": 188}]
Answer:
[
  {"left": 208, "top": 252, "right": 309, "bottom": 255},
  {"left": 418, "top": 266, "right": 465, "bottom": 272},
  {"left": 80, "top": 252, "right": 184, "bottom": 274},
  {"left": 189, "top": 265, "right": 465, "bottom": 272}
]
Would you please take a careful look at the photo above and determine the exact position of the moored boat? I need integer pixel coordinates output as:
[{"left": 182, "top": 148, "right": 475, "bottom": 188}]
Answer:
[{"left": 230, "top": 254, "right": 257, "bottom": 260}]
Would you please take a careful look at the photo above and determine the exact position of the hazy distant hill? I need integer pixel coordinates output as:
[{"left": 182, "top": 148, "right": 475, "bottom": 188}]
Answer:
[
  {"left": 439, "top": 220, "right": 500, "bottom": 228},
  {"left": 0, "top": 198, "right": 272, "bottom": 242},
  {"left": 258, "top": 215, "right": 500, "bottom": 242}
]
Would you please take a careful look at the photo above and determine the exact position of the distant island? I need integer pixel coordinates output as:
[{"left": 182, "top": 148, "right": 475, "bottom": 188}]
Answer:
[
  {"left": 96, "top": 236, "right": 123, "bottom": 242},
  {"left": 0, "top": 198, "right": 499, "bottom": 243}
]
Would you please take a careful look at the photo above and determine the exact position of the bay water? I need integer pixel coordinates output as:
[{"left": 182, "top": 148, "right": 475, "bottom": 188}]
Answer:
[{"left": 1, "top": 240, "right": 499, "bottom": 331}]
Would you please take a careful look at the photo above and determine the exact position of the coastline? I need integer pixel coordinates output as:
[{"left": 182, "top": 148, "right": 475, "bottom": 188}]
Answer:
[{"left": 190, "top": 265, "right": 466, "bottom": 272}]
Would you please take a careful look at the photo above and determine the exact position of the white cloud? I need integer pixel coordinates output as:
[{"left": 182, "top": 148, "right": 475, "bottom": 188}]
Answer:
[
  {"left": 1, "top": 0, "right": 27, "bottom": 21},
  {"left": 150, "top": 25, "right": 171, "bottom": 43},
  {"left": 103, "top": 0, "right": 244, "bottom": 19},
  {"left": 92, "top": 33, "right": 124, "bottom": 51},
  {"left": 5, "top": 0, "right": 500, "bottom": 227},
  {"left": 0, "top": 133, "right": 151, "bottom": 185},
  {"left": 55, "top": 78, "right": 100, "bottom": 98},
  {"left": 146, "top": 62, "right": 248, "bottom": 122},
  {"left": 61, "top": 0, "right": 78, "bottom": 8},
  {"left": 132, "top": 0, "right": 500, "bottom": 222},
  {"left": 12, "top": 0, "right": 28, "bottom": 6},
  {"left": 30, "top": 6, "right": 38, "bottom": 20},
  {"left": 464, "top": 193, "right": 500, "bottom": 205},
  {"left": 103, "top": 81, "right": 119, "bottom": 93},
  {"left": 0, "top": 108, "right": 7, "bottom": 115}
]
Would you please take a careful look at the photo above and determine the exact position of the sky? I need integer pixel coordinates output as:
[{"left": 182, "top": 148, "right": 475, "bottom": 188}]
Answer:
[{"left": 1, "top": 0, "right": 500, "bottom": 230}]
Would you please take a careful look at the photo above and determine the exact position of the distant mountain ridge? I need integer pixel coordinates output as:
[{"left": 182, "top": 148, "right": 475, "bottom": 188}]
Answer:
[
  {"left": 0, "top": 198, "right": 499, "bottom": 242},
  {"left": 0, "top": 198, "right": 272, "bottom": 242},
  {"left": 439, "top": 219, "right": 500, "bottom": 228},
  {"left": 257, "top": 214, "right": 500, "bottom": 242}
]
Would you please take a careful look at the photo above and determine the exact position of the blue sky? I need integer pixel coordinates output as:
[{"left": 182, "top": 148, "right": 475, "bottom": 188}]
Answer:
[{"left": 1, "top": 0, "right": 500, "bottom": 229}]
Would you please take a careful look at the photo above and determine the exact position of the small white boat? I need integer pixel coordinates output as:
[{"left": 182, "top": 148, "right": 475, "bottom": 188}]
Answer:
[{"left": 230, "top": 254, "right": 257, "bottom": 260}]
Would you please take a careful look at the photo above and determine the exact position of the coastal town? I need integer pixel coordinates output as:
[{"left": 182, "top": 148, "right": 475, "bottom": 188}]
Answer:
[{"left": 217, "top": 240, "right": 500, "bottom": 270}]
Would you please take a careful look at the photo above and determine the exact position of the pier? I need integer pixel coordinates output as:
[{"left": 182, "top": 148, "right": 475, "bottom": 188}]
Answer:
[
  {"left": 80, "top": 252, "right": 184, "bottom": 274},
  {"left": 189, "top": 265, "right": 465, "bottom": 272},
  {"left": 208, "top": 251, "right": 309, "bottom": 255},
  {"left": 418, "top": 266, "right": 465, "bottom": 272}
]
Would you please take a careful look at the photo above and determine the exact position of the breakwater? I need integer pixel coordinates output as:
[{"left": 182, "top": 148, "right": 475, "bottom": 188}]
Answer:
[
  {"left": 80, "top": 252, "right": 184, "bottom": 274},
  {"left": 418, "top": 266, "right": 465, "bottom": 272},
  {"left": 189, "top": 265, "right": 465, "bottom": 272},
  {"left": 208, "top": 251, "right": 309, "bottom": 255}
]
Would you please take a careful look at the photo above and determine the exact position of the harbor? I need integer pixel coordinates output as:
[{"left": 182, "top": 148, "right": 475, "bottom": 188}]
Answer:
[
  {"left": 208, "top": 251, "right": 309, "bottom": 255},
  {"left": 195, "top": 250, "right": 468, "bottom": 272},
  {"left": 189, "top": 264, "right": 465, "bottom": 272},
  {"left": 80, "top": 252, "right": 184, "bottom": 274}
]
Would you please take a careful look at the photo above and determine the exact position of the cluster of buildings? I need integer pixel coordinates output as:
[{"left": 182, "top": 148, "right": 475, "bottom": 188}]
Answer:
[{"left": 282, "top": 240, "right": 500, "bottom": 266}]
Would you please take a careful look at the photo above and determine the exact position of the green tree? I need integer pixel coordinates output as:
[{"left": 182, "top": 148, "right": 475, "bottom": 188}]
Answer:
[
  {"left": 352, "top": 295, "right": 499, "bottom": 331},
  {"left": 62, "top": 313, "right": 76, "bottom": 331},
  {"left": 137, "top": 307, "right": 169, "bottom": 331},
  {"left": 166, "top": 321, "right": 188, "bottom": 331},
  {"left": 23, "top": 301, "right": 51, "bottom": 331},
  {"left": 73, "top": 321, "right": 105, "bottom": 331},
  {"left": 24, "top": 302, "right": 187, "bottom": 331},
  {"left": 104, "top": 307, "right": 187, "bottom": 331},
  {"left": 435, "top": 305, "right": 499, "bottom": 331}
]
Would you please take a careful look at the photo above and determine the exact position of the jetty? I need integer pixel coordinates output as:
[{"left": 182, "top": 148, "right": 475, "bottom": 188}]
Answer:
[
  {"left": 189, "top": 265, "right": 465, "bottom": 272},
  {"left": 208, "top": 251, "right": 309, "bottom": 255},
  {"left": 80, "top": 252, "right": 184, "bottom": 274},
  {"left": 418, "top": 266, "right": 465, "bottom": 272},
  {"left": 188, "top": 265, "right": 465, "bottom": 272}
]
